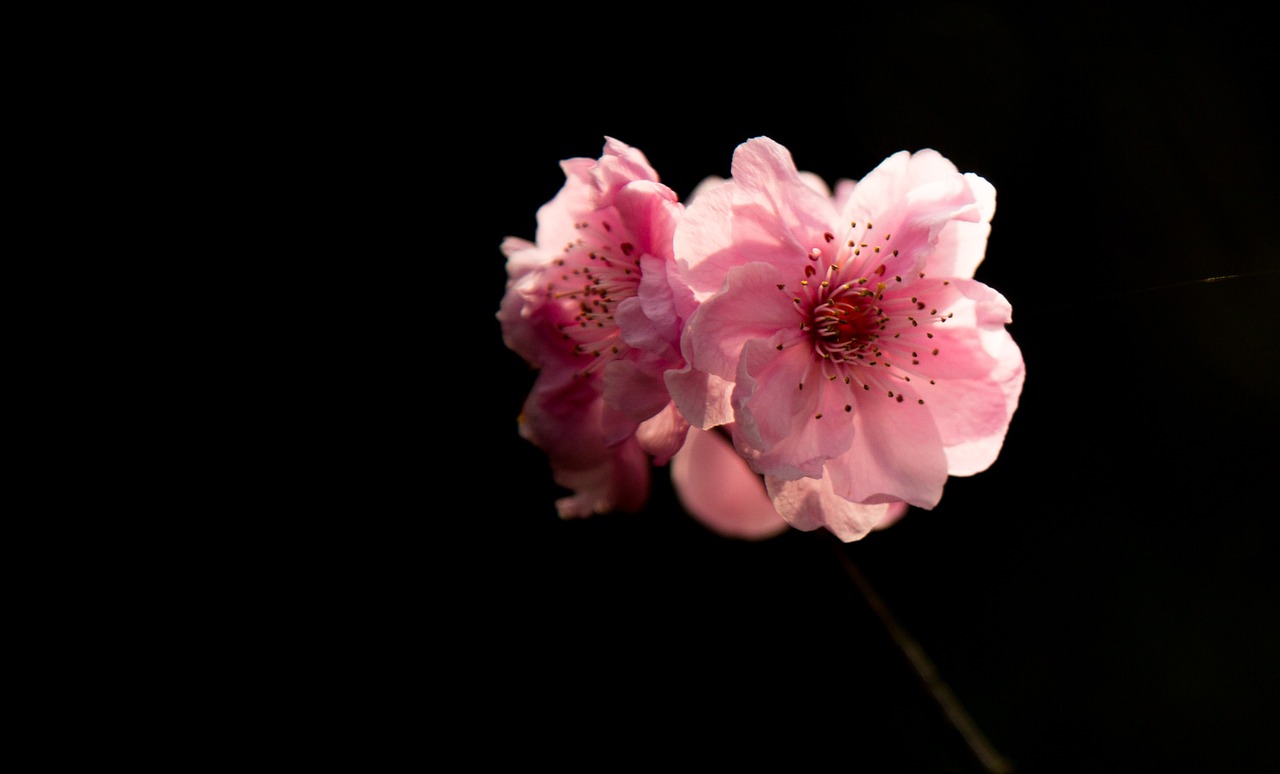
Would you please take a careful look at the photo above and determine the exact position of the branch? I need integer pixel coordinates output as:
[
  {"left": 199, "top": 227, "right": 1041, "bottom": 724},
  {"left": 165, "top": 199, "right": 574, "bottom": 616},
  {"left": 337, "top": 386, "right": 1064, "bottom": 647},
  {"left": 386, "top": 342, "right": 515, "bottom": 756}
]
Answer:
[{"left": 828, "top": 534, "right": 1014, "bottom": 774}]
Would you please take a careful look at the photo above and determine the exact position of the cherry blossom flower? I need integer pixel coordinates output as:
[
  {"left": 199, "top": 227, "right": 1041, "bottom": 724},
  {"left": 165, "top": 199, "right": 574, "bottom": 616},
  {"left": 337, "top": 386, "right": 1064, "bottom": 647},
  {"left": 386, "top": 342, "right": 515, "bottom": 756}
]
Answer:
[
  {"left": 667, "top": 137, "right": 1024, "bottom": 541},
  {"left": 498, "top": 138, "right": 693, "bottom": 518}
]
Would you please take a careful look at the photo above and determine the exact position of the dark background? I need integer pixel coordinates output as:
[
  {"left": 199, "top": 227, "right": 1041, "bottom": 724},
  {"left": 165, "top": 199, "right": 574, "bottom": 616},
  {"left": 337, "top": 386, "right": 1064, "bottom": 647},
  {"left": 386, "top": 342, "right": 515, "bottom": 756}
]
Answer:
[{"left": 453, "top": 5, "right": 1278, "bottom": 771}]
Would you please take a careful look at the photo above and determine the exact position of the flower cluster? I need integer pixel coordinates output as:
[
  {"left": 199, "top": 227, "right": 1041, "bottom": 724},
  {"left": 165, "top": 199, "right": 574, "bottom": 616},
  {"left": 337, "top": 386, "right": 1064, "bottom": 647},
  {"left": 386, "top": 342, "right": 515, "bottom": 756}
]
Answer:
[{"left": 498, "top": 137, "right": 1024, "bottom": 542}]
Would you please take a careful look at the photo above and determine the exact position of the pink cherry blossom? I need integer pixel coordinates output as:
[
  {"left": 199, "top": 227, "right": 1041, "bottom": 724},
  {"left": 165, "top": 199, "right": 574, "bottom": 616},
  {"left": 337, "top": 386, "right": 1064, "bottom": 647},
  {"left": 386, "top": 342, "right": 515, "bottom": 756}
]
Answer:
[
  {"left": 498, "top": 138, "right": 693, "bottom": 518},
  {"left": 668, "top": 137, "right": 1024, "bottom": 542}
]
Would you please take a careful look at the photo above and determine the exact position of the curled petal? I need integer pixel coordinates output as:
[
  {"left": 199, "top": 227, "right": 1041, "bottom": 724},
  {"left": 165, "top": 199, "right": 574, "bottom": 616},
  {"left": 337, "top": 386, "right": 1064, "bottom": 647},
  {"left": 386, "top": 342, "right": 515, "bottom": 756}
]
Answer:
[
  {"left": 613, "top": 180, "right": 681, "bottom": 262},
  {"left": 665, "top": 364, "right": 735, "bottom": 431},
  {"left": 765, "top": 474, "right": 902, "bottom": 542},
  {"left": 929, "top": 173, "right": 996, "bottom": 279},
  {"left": 635, "top": 401, "right": 690, "bottom": 466}
]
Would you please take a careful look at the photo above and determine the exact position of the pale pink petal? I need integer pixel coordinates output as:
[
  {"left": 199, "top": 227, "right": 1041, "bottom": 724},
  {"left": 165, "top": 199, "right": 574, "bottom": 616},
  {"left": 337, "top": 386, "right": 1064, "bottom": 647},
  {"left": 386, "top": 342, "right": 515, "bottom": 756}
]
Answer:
[
  {"left": 496, "top": 269, "right": 544, "bottom": 367},
  {"left": 765, "top": 474, "right": 900, "bottom": 542},
  {"left": 838, "top": 151, "right": 983, "bottom": 283},
  {"left": 913, "top": 279, "right": 1023, "bottom": 476},
  {"left": 889, "top": 281, "right": 1002, "bottom": 380},
  {"left": 730, "top": 138, "right": 830, "bottom": 228},
  {"left": 673, "top": 178, "right": 740, "bottom": 297},
  {"left": 634, "top": 402, "right": 690, "bottom": 466},
  {"left": 873, "top": 501, "right": 910, "bottom": 530},
  {"left": 499, "top": 236, "right": 541, "bottom": 279},
  {"left": 680, "top": 262, "right": 800, "bottom": 382},
  {"left": 928, "top": 173, "right": 996, "bottom": 279},
  {"left": 798, "top": 171, "right": 832, "bottom": 198},
  {"left": 595, "top": 137, "right": 660, "bottom": 193},
  {"left": 675, "top": 179, "right": 812, "bottom": 297},
  {"left": 729, "top": 137, "right": 841, "bottom": 256},
  {"left": 906, "top": 279, "right": 1022, "bottom": 450},
  {"left": 686, "top": 175, "right": 726, "bottom": 204},
  {"left": 615, "top": 296, "right": 677, "bottom": 364},
  {"left": 839, "top": 150, "right": 912, "bottom": 226},
  {"left": 665, "top": 364, "right": 736, "bottom": 431},
  {"left": 599, "top": 400, "right": 640, "bottom": 449},
  {"left": 531, "top": 138, "right": 661, "bottom": 258},
  {"left": 826, "top": 381, "right": 949, "bottom": 509},
  {"left": 676, "top": 138, "right": 838, "bottom": 297},
  {"left": 533, "top": 157, "right": 595, "bottom": 249},
  {"left": 672, "top": 427, "right": 788, "bottom": 540},
  {"left": 831, "top": 179, "right": 857, "bottom": 212},
  {"left": 927, "top": 360, "right": 1024, "bottom": 475},
  {"left": 732, "top": 339, "right": 856, "bottom": 479},
  {"left": 615, "top": 253, "right": 685, "bottom": 361},
  {"left": 612, "top": 180, "right": 681, "bottom": 261}
]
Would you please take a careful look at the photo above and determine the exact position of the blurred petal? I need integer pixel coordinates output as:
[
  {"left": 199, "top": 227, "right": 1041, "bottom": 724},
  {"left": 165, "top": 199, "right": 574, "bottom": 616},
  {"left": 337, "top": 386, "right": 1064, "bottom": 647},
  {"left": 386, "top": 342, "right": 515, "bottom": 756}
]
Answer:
[{"left": 672, "top": 427, "right": 788, "bottom": 540}]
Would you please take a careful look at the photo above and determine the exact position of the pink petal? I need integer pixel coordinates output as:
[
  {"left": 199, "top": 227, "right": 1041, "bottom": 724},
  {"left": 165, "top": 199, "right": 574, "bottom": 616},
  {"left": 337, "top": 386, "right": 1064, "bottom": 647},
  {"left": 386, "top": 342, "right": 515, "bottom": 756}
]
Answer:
[
  {"left": 672, "top": 177, "right": 741, "bottom": 297},
  {"left": 765, "top": 474, "right": 901, "bottom": 542},
  {"left": 553, "top": 435, "right": 651, "bottom": 518},
  {"left": 797, "top": 170, "right": 833, "bottom": 198},
  {"left": 675, "top": 138, "right": 838, "bottom": 298},
  {"left": 680, "top": 262, "right": 799, "bottom": 382},
  {"left": 499, "top": 236, "right": 541, "bottom": 279},
  {"left": 826, "top": 381, "right": 949, "bottom": 509},
  {"left": 672, "top": 427, "right": 788, "bottom": 540},
  {"left": 902, "top": 278, "right": 1023, "bottom": 474},
  {"left": 534, "top": 138, "right": 660, "bottom": 250},
  {"left": 926, "top": 362, "right": 1024, "bottom": 476},
  {"left": 518, "top": 367, "right": 651, "bottom": 517},
  {"left": 495, "top": 269, "right": 544, "bottom": 367},
  {"left": 615, "top": 252, "right": 688, "bottom": 362},
  {"left": 603, "top": 357, "right": 673, "bottom": 424},
  {"left": 874, "top": 501, "right": 910, "bottom": 531},
  {"left": 928, "top": 173, "right": 996, "bottom": 279},
  {"left": 838, "top": 150, "right": 984, "bottom": 283},
  {"left": 518, "top": 366, "right": 608, "bottom": 470},
  {"left": 634, "top": 401, "right": 690, "bottom": 466},
  {"left": 665, "top": 364, "right": 736, "bottom": 431},
  {"left": 730, "top": 137, "right": 841, "bottom": 257},
  {"left": 686, "top": 175, "right": 726, "bottom": 204},
  {"left": 732, "top": 338, "right": 856, "bottom": 479},
  {"left": 596, "top": 137, "right": 660, "bottom": 192},
  {"left": 612, "top": 180, "right": 681, "bottom": 261},
  {"left": 831, "top": 179, "right": 857, "bottom": 212}
]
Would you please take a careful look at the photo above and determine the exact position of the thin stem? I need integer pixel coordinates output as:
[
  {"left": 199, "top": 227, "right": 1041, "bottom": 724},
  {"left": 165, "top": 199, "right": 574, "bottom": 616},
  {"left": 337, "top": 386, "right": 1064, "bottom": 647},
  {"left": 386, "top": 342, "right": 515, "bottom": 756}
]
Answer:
[{"left": 827, "top": 534, "right": 1014, "bottom": 774}]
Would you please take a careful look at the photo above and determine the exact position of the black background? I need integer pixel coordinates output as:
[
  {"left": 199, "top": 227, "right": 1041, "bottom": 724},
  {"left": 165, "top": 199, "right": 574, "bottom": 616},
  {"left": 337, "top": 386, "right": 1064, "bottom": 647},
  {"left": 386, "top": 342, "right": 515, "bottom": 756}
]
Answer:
[{"left": 451, "top": 5, "right": 1278, "bottom": 771}]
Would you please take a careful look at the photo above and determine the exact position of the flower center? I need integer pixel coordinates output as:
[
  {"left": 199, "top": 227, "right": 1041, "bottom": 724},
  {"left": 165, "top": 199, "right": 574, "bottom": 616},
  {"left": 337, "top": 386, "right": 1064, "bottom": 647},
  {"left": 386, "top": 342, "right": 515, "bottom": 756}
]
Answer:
[
  {"left": 546, "top": 218, "right": 642, "bottom": 376},
  {"left": 789, "top": 245, "right": 887, "bottom": 365},
  {"left": 776, "top": 224, "right": 955, "bottom": 412}
]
